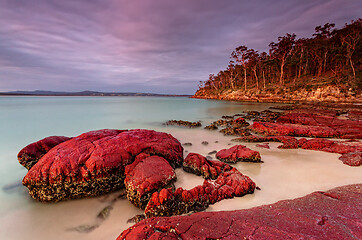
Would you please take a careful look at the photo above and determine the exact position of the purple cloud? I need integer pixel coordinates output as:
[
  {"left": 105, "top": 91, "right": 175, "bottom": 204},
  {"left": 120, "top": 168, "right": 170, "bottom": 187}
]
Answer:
[{"left": 0, "top": 0, "right": 360, "bottom": 94}]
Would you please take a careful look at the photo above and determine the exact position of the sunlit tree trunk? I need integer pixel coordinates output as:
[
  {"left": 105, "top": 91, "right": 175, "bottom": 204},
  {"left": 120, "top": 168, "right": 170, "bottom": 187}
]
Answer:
[
  {"left": 280, "top": 54, "right": 286, "bottom": 85},
  {"left": 254, "top": 67, "right": 259, "bottom": 90}
]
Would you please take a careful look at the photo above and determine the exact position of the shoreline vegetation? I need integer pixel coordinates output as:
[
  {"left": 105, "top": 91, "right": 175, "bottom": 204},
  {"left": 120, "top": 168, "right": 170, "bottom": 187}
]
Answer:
[{"left": 193, "top": 19, "right": 361, "bottom": 104}]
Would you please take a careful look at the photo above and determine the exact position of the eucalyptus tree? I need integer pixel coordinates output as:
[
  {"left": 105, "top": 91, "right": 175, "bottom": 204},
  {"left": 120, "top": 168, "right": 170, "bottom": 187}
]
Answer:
[
  {"left": 231, "top": 45, "right": 249, "bottom": 90},
  {"left": 269, "top": 33, "right": 296, "bottom": 86}
]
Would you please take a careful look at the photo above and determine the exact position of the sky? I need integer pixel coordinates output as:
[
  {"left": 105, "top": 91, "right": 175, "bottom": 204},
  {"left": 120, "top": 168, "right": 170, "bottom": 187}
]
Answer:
[{"left": 0, "top": 0, "right": 361, "bottom": 94}]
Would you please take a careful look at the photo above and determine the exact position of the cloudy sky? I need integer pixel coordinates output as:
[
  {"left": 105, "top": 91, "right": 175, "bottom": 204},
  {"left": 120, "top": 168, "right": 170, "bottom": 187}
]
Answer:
[{"left": 0, "top": 0, "right": 361, "bottom": 94}]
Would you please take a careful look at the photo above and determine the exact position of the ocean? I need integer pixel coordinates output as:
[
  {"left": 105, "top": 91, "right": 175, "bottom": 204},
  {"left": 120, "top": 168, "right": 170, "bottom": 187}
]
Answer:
[{"left": 0, "top": 96, "right": 361, "bottom": 240}]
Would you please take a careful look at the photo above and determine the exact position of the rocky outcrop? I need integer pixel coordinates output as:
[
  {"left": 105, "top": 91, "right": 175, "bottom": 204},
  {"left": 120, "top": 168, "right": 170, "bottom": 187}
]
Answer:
[
  {"left": 164, "top": 120, "right": 202, "bottom": 128},
  {"left": 339, "top": 152, "right": 362, "bottom": 166},
  {"left": 21, "top": 129, "right": 183, "bottom": 202},
  {"left": 234, "top": 136, "right": 362, "bottom": 166},
  {"left": 234, "top": 135, "right": 301, "bottom": 149},
  {"left": 204, "top": 124, "right": 218, "bottom": 130},
  {"left": 218, "top": 117, "right": 251, "bottom": 136},
  {"left": 118, "top": 184, "right": 362, "bottom": 239},
  {"left": 216, "top": 145, "right": 262, "bottom": 163},
  {"left": 204, "top": 119, "right": 233, "bottom": 130},
  {"left": 277, "top": 112, "right": 362, "bottom": 139},
  {"left": 232, "top": 117, "right": 249, "bottom": 127},
  {"left": 17, "top": 136, "right": 72, "bottom": 170},
  {"left": 143, "top": 153, "right": 255, "bottom": 217},
  {"left": 220, "top": 127, "right": 251, "bottom": 136},
  {"left": 193, "top": 85, "right": 362, "bottom": 103},
  {"left": 182, "top": 153, "right": 233, "bottom": 179},
  {"left": 19, "top": 130, "right": 256, "bottom": 218},
  {"left": 301, "top": 138, "right": 362, "bottom": 156},
  {"left": 250, "top": 121, "right": 341, "bottom": 138},
  {"left": 243, "top": 110, "right": 283, "bottom": 122},
  {"left": 256, "top": 143, "right": 270, "bottom": 149},
  {"left": 124, "top": 153, "right": 176, "bottom": 209}
]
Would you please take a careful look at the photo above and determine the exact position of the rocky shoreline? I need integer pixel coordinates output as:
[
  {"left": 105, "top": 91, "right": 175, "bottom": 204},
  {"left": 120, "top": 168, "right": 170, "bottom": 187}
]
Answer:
[
  {"left": 18, "top": 129, "right": 257, "bottom": 217},
  {"left": 193, "top": 85, "right": 362, "bottom": 104},
  {"left": 119, "top": 184, "right": 362, "bottom": 239}
]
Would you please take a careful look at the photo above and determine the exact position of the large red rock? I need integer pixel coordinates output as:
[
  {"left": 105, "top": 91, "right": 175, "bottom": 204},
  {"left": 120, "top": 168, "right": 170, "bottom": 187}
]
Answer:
[
  {"left": 143, "top": 153, "right": 255, "bottom": 217},
  {"left": 301, "top": 138, "right": 362, "bottom": 154},
  {"left": 124, "top": 153, "right": 176, "bottom": 209},
  {"left": 250, "top": 122, "right": 339, "bottom": 138},
  {"left": 216, "top": 145, "right": 262, "bottom": 163},
  {"left": 118, "top": 184, "right": 362, "bottom": 240},
  {"left": 250, "top": 122, "right": 295, "bottom": 136},
  {"left": 18, "top": 136, "right": 72, "bottom": 170},
  {"left": 277, "top": 112, "right": 362, "bottom": 139},
  {"left": 21, "top": 129, "right": 183, "bottom": 202}
]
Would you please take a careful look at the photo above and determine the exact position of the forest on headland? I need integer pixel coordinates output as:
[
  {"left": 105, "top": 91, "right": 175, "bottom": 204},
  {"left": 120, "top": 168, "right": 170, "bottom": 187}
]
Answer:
[{"left": 194, "top": 19, "right": 361, "bottom": 103}]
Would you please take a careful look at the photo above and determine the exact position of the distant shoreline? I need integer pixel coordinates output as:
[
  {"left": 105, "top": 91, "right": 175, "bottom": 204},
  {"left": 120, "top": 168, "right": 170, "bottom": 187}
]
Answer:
[{"left": 0, "top": 91, "right": 192, "bottom": 97}]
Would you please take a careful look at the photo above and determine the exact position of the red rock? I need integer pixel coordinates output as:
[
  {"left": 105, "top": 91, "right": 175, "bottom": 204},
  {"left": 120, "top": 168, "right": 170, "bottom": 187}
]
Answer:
[
  {"left": 234, "top": 117, "right": 247, "bottom": 124},
  {"left": 292, "top": 138, "right": 362, "bottom": 166},
  {"left": 277, "top": 137, "right": 299, "bottom": 149},
  {"left": 300, "top": 138, "right": 362, "bottom": 155},
  {"left": 219, "top": 127, "right": 251, "bottom": 136},
  {"left": 250, "top": 122, "right": 339, "bottom": 138},
  {"left": 144, "top": 188, "right": 176, "bottom": 217},
  {"left": 118, "top": 184, "right": 362, "bottom": 240},
  {"left": 21, "top": 129, "right": 183, "bottom": 202},
  {"left": 339, "top": 152, "right": 362, "bottom": 166},
  {"left": 250, "top": 122, "right": 295, "bottom": 136},
  {"left": 348, "top": 110, "right": 362, "bottom": 121},
  {"left": 183, "top": 153, "right": 233, "bottom": 179},
  {"left": 256, "top": 143, "right": 270, "bottom": 149},
  {"left": 144, "top": 153, "right": 255, "bottom": 217},
  {"left": 18, "top": 136, "right": 72, "bottom": 170},
  {"left": 235, "top": 135, "right": 285, "bottom": 142},
  {"left": 235, "top": 136, "right": 362, "bottom": 166},
  {"left": 237, "top": 135, "right": 301, "bottom": 149},
  {"left": 216, "top": 145, "right": 261, "bottom": 163},
  {"left": 232, "top": 117, "right": 250, "bottom": 128},
  {"left": 124, "top": 154, "right": 176, "bottom": 209},
  {"left": 277, "top": 112, "right": 362, "bottom": 139}
]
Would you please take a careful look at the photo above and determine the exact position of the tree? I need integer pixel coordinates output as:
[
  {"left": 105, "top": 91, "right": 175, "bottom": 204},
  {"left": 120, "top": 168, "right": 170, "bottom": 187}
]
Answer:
[
  {"left": 338, "top": 19, "right": 361, "bottom": 80},
  {"left": 269, "top": 33, "right": 296, "bottom": 86},
  {"left": 207, "top": 74, "right": 218, "bottom": 90},
  {"left": 309, "top": 23, "right": 336, "bottom": 76},
  {"left": 195, "top": 18, "right": 361, "bottom": 96},
  {"left": 232, "top": 45, "right": 249, "bottom": 90},
  {"left": 259, "top": 52, "right": 268, "bottom": 89},
  {"left": 246, "top": 49, "right": 260, "bottom": 89},
  {"left": 226, "top": 62, "right": 236, "bottom": 89},
  {"left": 293, "top": 38, "right": 307, "bottom": 79}
]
